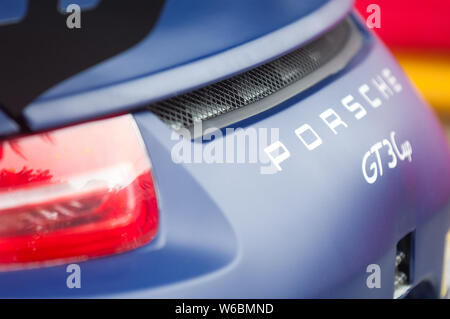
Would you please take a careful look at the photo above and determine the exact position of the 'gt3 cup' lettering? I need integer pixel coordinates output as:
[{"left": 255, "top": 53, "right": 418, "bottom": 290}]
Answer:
[{"left": 362, "top": 131, "right": 412, "bottom": 184}]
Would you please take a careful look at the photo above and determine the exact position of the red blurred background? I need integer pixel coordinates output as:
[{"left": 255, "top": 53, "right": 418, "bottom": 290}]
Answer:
[
  {"left": 355, "top": 0, "right": 450, "bottom": 140},
  {"left": 355, "top": 0, "right": 450, "bottom": 50}
]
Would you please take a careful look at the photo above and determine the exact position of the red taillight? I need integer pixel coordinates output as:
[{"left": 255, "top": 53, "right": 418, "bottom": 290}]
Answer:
[{"left": 0, "top": 115, "right": 158, "bottom": 269}]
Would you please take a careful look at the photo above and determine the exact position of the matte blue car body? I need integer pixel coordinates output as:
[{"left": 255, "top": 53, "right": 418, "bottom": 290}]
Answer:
[
  {"left": 0, "top": 0, "right": 449, "bottom": 298},
  {"left": 0, "top": 110, "right": 19, "bottom": 136}
]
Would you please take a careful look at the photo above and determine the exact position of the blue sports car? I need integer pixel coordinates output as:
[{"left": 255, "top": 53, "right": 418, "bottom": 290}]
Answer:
[{"left": 0, "top": 0, "right": 449, "bottom": 298}]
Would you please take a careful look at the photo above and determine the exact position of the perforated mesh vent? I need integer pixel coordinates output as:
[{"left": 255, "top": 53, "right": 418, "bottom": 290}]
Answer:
[{"left": 147, "top": 18, "right": 356, "bottom": 130}]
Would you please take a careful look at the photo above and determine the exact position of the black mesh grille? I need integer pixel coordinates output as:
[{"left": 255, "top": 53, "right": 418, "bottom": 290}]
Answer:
[{"left": 147, "top": 18, "right": 354, "bottom": 130}]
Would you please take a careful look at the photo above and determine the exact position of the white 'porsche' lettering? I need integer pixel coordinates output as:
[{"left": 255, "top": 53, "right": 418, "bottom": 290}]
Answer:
[{"left": 265, "top": 67, "right": 408, "bottom": 176}]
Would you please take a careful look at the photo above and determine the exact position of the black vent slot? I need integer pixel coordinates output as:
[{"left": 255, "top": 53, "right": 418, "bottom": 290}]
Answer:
[
  {"left": 394, "top": 232, "right": 414, "bottom": 298},
  {"left": 146, "top": 16, "right": 362, "bottom": 134}
]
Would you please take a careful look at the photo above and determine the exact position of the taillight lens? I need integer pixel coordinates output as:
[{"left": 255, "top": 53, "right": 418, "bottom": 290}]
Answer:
[{"left": 0, "top": 115, "right": 158, "bottom": 269}]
